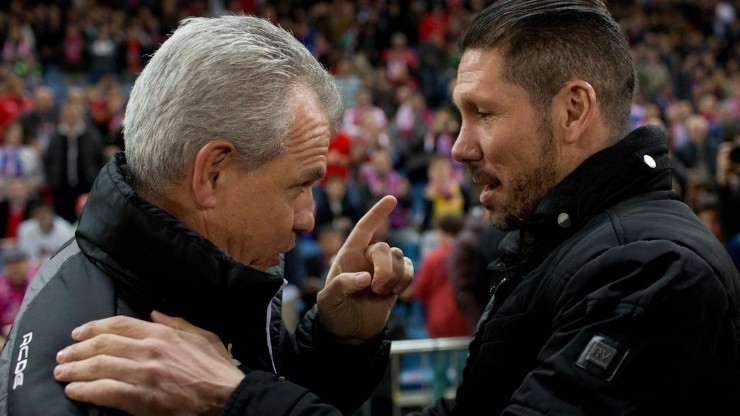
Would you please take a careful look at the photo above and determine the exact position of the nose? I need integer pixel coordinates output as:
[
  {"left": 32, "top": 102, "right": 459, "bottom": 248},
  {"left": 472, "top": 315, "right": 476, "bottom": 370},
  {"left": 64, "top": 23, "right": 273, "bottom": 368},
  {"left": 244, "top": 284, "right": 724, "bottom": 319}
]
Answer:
[
  {"left": 292, "top": 191, "right": 315, "bottom": 233},
  {"left": 451, "top": 122, "right": 481, "bottom": 163}
]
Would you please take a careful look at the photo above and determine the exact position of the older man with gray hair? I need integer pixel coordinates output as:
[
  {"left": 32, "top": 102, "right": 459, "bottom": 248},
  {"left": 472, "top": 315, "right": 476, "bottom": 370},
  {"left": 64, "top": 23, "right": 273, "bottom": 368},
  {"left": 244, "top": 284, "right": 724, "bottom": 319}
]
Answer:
[{"left": 0, "top": 15, "right": 412, "bottom": 416}]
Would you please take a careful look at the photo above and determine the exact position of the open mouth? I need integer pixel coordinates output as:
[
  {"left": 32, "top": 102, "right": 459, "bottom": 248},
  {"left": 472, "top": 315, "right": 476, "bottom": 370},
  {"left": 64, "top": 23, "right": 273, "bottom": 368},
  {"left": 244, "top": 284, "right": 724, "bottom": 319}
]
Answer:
[
  {"left": 475, "top": 175, "right": 501, "bottom": 207},
  {"left": 482, "top": 180, "right": 501, "bottom": 191},
  {"left": 471, "top": 173, "right": 500, "bottom": 190}
]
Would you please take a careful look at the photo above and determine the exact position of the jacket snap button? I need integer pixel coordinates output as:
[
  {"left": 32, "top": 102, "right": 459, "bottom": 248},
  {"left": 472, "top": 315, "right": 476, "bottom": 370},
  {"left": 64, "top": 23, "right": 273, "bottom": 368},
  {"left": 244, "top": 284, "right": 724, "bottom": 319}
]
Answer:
[
  {"left": 557, "top": 212, "right": 571, "bottom": 228},
  {"left": 643, "top": 154, "right": 656, "bottom": 168}
]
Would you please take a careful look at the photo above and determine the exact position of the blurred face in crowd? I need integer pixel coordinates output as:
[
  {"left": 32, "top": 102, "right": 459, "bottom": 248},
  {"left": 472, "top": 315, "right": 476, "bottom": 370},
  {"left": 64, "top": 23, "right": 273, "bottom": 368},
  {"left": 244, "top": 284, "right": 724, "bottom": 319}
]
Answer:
[
  {"left": 427, "top": 156, "right": 452, "bottom": 183},
  {"left": 208, "top": 86, "right": 329, "bottom": 271},
  {"left": 371, "top": 149, "right": 393, "bottom": 176},
  {"left": 698, "top": 207, "right": 724, "bottom": 243},
  {"left": 452, "top": 49, "right": 559, "bottom": 229},
  {"left": 6, "top": 178, "right": 29, "bottom": 205},
  {"left": 4, "top": 258, "right": 29, "bottom": 287},
  {"left": 33, "top": 205, "right": 56, "bottom": 233},
  {"left": 325, "top": 175, "right": 347, "bottom": 202},
  {"left": 686, "top": 115, "right": 709, "bottom": 144},
  {"left": 318, "top": 228, "right": 343, "bottom": 259},
  {"left": 35, "top": 87, "right": 55, "bottom": 112},
  {"left": 61, "top": 104, "right": 85, "bottom": 129},
  {"left": 4, "top": 74, "right": 25, "bottom": 96},
  {"left": 3, "top": 123, "right": 22, "bottom": 147},
  {"left": 355, "top": 88, "right": 372, "bottom": 108}
]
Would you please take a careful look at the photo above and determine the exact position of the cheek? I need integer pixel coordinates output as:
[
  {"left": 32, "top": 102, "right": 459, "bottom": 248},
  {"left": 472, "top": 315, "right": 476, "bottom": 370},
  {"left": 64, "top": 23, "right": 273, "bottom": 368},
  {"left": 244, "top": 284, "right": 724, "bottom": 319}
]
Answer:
[
  {"left": 262, "top": 205, "right": 293, "bottom": 228},
  {"left": 497, "top": 127, "right": 540, "bottom": 164}
]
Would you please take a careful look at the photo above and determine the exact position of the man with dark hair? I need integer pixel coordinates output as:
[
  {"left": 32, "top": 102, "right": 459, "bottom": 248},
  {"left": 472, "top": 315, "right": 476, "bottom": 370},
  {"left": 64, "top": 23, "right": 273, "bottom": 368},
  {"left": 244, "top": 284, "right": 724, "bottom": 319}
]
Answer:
[{"left": 425, "top": 0, "right": 739, "bottom": 414}]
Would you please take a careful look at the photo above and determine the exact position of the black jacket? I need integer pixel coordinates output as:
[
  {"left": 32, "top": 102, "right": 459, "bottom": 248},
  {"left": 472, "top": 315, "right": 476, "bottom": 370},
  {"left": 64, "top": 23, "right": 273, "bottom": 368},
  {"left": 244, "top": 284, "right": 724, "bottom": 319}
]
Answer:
[
  {"left": 43, "top": 124, "right": 106, "bottom": 191},
  {"left": 0, "top": 153, "right": 390, "bottom": 415},
  {"left": 412, "top": 125, "right": 740, "bottom": 415}
]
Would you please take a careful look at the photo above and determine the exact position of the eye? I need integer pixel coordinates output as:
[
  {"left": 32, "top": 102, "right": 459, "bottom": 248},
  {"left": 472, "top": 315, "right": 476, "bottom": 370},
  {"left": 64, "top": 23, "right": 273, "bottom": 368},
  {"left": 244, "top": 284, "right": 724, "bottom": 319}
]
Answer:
[{"left": 295, "top": 181, "right": 313, "bottom": 194}]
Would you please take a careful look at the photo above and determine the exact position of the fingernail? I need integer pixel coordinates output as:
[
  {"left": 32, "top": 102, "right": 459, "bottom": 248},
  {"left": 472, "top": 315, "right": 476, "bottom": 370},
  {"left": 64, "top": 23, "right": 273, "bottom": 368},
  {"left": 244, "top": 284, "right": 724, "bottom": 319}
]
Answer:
[
  {"left": 65, "top": 383, "right": 77, "bottom": 395},
  {"left": 354, "top": 272, "right": 371, "bottom": 285},
  {"left": 56, "top": 350, "right": 65, "bottom": 363},
  {"left": 71, "top": 327, "right": 81, "bottom": 339}
]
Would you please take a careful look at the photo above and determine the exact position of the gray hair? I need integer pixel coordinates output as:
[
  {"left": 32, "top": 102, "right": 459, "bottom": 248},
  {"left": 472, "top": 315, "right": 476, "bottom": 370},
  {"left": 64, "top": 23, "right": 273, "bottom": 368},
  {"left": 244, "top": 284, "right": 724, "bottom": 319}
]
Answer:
[
  {"left": 459, "top": 0, "right": 635, "bottom": 142},
  {"left": 123, "top": 15, "right": 342, "bottom": 196}
]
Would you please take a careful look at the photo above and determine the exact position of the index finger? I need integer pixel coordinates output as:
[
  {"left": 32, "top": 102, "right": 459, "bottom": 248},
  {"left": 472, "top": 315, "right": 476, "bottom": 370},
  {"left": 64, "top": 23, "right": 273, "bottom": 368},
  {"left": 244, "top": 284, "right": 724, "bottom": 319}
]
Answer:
[{"left": 343, "top": 195, "right": 397, "bottom": 249}]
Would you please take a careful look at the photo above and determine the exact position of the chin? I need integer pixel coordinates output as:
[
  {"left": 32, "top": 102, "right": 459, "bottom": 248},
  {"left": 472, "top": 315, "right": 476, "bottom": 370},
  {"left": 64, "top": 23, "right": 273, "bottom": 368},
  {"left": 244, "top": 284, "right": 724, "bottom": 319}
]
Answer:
[
  {"left": 489, "top": 214, "right": 509, "bottom": 231},
  {"left": 241, "top": 255, "right": 281, "bottom": 272}
]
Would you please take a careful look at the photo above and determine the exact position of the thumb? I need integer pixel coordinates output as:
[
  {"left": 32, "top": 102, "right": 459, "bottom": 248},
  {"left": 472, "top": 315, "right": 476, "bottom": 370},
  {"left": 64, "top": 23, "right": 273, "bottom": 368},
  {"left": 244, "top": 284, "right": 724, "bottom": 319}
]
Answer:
[
  {"left": 325, "top": 271, "right": 372, "bottom": 298},
  {"left": 318, "top": 271, "right": 394, "bottom": 343},
  {"left": 319, "top": 271, "right": 373, "bottom": 310}
]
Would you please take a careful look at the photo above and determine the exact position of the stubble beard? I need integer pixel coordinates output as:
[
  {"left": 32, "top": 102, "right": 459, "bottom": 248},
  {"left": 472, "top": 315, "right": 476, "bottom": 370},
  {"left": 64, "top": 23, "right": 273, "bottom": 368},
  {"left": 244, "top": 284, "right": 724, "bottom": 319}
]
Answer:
[{"left": 488, "top": 124, "right": 559, "bottom": 230}]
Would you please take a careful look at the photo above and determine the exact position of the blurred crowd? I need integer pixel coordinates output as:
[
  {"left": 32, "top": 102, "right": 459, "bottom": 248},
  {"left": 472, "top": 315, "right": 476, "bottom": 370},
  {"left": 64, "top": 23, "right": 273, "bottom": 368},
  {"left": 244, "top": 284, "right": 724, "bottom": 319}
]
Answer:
[{"left": 0, "top": 0, "right": 738, "bottom": 351}]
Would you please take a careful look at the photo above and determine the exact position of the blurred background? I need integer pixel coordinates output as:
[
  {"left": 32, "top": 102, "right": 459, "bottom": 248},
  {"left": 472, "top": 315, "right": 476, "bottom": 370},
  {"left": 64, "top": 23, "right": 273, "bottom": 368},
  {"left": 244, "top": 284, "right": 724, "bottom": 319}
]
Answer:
[{"left": 0, "top": 1, "right": 738, "bottom": 415}]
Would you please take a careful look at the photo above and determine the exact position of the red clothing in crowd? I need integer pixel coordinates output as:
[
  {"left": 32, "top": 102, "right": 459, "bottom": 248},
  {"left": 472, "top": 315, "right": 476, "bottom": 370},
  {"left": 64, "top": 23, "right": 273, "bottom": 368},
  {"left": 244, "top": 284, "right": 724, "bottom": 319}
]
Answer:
[
  {"left": 321, "top": 130, "right": 352, "bottom": 186},
  {"left": 5, "top": 209, "right": 24, "bottom": 240},
  {"left": 0, "top": 94, "right": 33, "bottom": 140},
  {"left": 418, "top": 6, "right": 448, "bottom": 43},
  {"left": 0, "top": 265, "right": 37, "bottom": 335},
  {"left": 414, "top": 241, "right": 470, "bottom": 338}
]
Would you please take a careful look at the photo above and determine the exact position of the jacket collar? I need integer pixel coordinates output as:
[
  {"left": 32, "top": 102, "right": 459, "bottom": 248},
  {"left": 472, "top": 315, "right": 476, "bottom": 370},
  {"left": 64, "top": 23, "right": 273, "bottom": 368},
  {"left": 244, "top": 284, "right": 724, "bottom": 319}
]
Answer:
[
  {"left": 75, "top": 153, "right": 284, "bottom": 344},
  {"left": 506, "top": 125, "right": 676, "bottom": 240}
]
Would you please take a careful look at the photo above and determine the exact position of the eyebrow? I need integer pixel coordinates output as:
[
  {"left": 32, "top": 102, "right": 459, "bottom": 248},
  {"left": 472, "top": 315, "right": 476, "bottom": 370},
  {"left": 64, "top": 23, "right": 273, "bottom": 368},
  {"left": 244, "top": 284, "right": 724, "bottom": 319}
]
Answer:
[{"left": 306, "top": 166, "right": 326, "bottom": 183}]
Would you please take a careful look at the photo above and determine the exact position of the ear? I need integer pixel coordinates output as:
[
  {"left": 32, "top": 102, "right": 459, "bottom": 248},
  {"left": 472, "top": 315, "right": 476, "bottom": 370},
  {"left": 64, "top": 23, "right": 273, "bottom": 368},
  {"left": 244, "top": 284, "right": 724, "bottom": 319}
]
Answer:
[
  {"left": 191, "top": 140, "right": 237, "bottom": 209},
  {"left": 555, "top": 80, "right": 597, "bottom": 144}
]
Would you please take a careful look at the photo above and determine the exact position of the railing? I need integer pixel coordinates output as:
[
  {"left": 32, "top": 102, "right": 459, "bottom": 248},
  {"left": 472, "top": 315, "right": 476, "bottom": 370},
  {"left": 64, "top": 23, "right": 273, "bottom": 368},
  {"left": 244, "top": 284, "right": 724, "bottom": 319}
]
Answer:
[{"left": 370, "top": 336, "right": 471, "bottom": 416}]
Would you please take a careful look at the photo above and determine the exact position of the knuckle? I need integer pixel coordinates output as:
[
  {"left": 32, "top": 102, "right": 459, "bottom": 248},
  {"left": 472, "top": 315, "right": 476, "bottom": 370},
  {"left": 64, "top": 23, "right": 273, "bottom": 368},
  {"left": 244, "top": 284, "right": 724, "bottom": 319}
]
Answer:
[
  {"left": 108, "top": 315, "right": 129, "bottom": 330},
  {"left": 86, "top": 356, "right": 105, "bottom": 374},
  {"left": 141, "top": 361, "right": 168, "bottom": 382},
  {"left": 202, "top": 331, "right": 220, "bottom": 344},
  {"left": 141, "top": 338, "right": 170, "bottom": 359},
  {"left": 369, "top": 242, "right": 391, "bottom": 253},
  {"left": 89, "top": 334, "right": 111, "bottom": 351}
]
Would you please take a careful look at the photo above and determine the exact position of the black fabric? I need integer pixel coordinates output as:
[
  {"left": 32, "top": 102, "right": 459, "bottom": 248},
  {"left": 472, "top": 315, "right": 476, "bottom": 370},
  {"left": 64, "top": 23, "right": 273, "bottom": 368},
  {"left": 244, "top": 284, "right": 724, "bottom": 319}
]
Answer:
[
  {"left": 409, "top": 125, "right": 740, "bottom": 416},
  {"left": 0, "top": 152, "right": 391, "bottom": 416}
]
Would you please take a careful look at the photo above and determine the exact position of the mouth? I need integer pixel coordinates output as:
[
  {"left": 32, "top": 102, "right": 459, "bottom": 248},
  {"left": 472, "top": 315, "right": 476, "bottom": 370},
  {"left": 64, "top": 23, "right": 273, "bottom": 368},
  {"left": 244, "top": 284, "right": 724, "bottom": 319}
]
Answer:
[
  {"left": 469, "top": 166, "right": 501, "bottom": 206},
  {"left": 479, "top": 181, "right": 501, "bottom": 204},
  {"left": 470, "top": 165, "right": 500, "bottom": 190},
  {"left": 480, "top": 180, "right": 501, "bottom": 191}
]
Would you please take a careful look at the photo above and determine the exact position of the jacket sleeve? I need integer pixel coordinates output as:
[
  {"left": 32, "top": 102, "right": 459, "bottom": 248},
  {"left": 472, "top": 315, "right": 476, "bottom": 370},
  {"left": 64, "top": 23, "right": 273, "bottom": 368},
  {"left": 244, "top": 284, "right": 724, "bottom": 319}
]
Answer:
[
  {"left": 295, "top": 309, "right": 390, "bottom": 414},
  {"left": 239, "top": 307, "right": 390, "bottom": 416},
  {"left": 221, "top": 370, "right": 344, "bottom": 416}
]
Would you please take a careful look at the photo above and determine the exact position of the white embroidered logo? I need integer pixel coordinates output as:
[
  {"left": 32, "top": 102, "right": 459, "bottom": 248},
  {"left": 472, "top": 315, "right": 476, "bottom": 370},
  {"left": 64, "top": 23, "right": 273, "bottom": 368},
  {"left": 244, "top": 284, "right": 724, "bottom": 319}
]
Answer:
[{"left": 12, "top": 332, "right": 33, "bottom": 389}]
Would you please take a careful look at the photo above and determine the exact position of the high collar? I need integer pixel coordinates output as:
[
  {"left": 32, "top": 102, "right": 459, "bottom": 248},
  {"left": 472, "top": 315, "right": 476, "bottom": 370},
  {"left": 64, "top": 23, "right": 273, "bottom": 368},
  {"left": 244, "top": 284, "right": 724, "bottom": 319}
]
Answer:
[
  {"left": 506, "top": 125, "right": 676, "bottom": 240},
  {"left": 75, "top": 153, "right": 284, "bottom": 344}
]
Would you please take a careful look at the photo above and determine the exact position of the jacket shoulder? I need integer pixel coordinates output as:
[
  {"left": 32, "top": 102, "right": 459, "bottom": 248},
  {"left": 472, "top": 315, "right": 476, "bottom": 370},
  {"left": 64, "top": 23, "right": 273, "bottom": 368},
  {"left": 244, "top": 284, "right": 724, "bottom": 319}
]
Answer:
[{"left": 0, "top": 242, "right": 118, "bottom": 415}]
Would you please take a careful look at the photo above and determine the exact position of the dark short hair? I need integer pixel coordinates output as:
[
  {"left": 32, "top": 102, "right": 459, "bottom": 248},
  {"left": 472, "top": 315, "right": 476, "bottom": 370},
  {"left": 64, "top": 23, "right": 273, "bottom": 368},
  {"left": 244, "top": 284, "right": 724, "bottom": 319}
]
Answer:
[
  {"left": 3, "top": 247, "right": 28, "bottom": 264},
  {"left": 458, "top": 0, "right": 635, "bottom": 142},
  {"left": 435, "top": 212, "right": 464, "bottom": 236}
]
